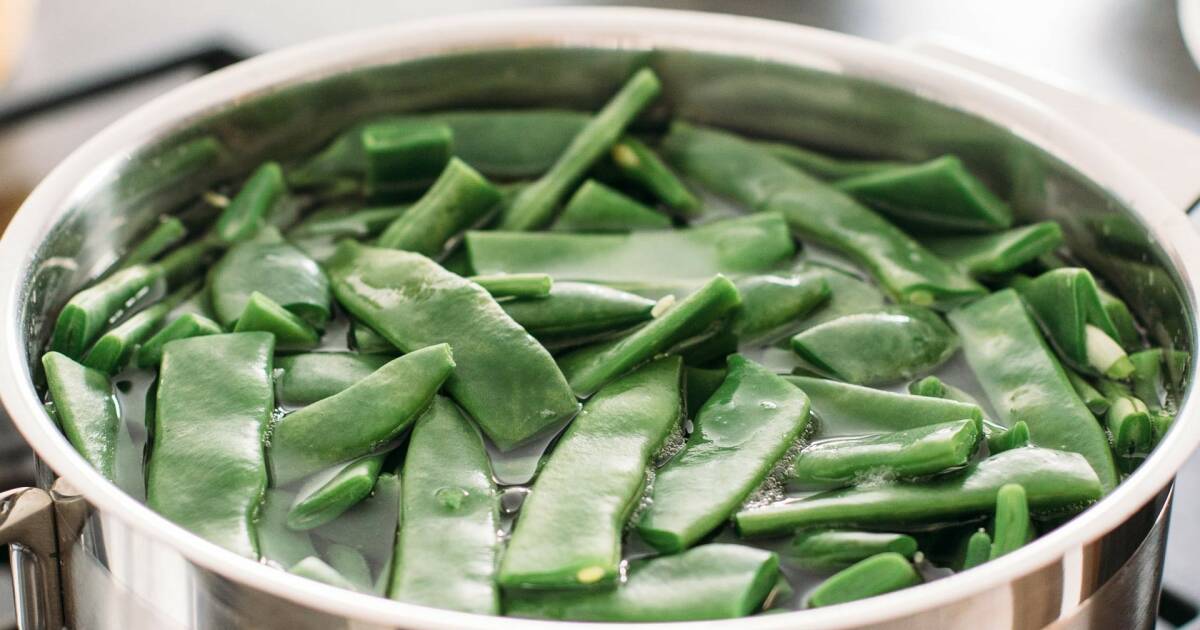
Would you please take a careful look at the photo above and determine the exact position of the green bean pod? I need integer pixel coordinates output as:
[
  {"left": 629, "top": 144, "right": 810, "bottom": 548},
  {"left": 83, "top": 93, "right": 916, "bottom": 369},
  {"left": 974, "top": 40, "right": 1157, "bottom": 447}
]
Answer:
[
  {"left": 610, "top": 136, "right": 700, "bottom": 215},
  {"left": 275, "top": 352, "right": 391, "bottom": 407},
  {"left": 758, "top": 141, "right": 904, "bottom": 181},
  {"left": 42, "top": 352, "right": 120, "bottom": 481},
  {"left": 1129, "top": 348, "right": 1164, "bottom": 410},
  {"left": 499, "top": 282, "right": 654, "bottom": 342},
  {"left": 788, "top": 530, "right": 918, "bottom": 570},
  {"left": 147, "top": 332, "right": 274, "bottom": 558},
  {"left": 785, "top": 376, "right": 984, "bottom": 438},
  {"left": 949, "top": 289, "right": 1119, "bottom": 491},
  {"left": 215, "top": 162, "right": 286, "bottom": 244},
  {"left": 807, "top": 552, "right": 922, "bottom": 608},
  {"left": 288, "top": 205, "right": 407, "bottom": 240},
  {"left": 1096, "top": 380, "right": 1153, "bottom": 459},
  {"left": 1099, "top": 288, "right": 1140, "bottom": 350},
  {"left": 793, "top": 419, "right": 980, "bottom": 486},
  {"left": 209, "top": 226, "right": 331, "bottom": 329},
  {"left": 638, "top": 356, "right": 809, "bottom": 553},
  {"left": 1066, "top": 370, "right": 1111, "bottom": 415},
  {"left": 1015, "top": 268, "right": 1132, "bottom": 378},
  {"left": 558, "top": 274, "right": 741, "bottom": 397},
  {"left": 960, "top": 529, "right": 992, "bottom": 570},
  {"left": 501, "top": 357, "right": 682, "bottom": 588},
  {"left": 50, "top": 264, "right": 163, "bottom": 359},
  {"left": 269, "top": 344, "right": 454, "bottom": 485},
  {"left": 349, "top": 319, "right": 398, "bottom": 355},
  {"left": 503, "top": 544, "right": 780, "bottom": 622},
  {"left": 233, "top": 292, "right": 320, "bottom": 349},
  {"left": 117, "top": 216, "right": 188, "bottom": 270},
  {"left": 134, "top": 313, "right": 223, "bottom": 369},
  {"left": 469, "top": 212, "right": 796, "bottom": 286},
  {"left": 791, "top": 306, "right": 958, "bottom": 386},
  {"left": 82, "top": 281, "right": 197, "bottom": 374},
  {"left": 286, "top": 453, "right": 387, "bottom": 531},
  {"left": 311, "top": 472, "right": 401, "bottom": 577},
  {"left": 735, "top": 447, "right": 1102, "bottom": 537},
  {"left": 793, "top": 263, "right": 886, "bottom": 332},
  {"left": 833, "top": 155, "right": 1013, "bottom": 233},
  {"left": 362, "top": 121, "right": 453, "bottom": 198},
  {"left": 290, "top": 556, "right": 360, "bottom": 592},
  {"left": 377, "top": 158, "right": 501, "bottom": 255},
  {"left": 553, "top": 179, "right": 672, "bottom": 232},
  {"left": 731, "top": 272, "right": 830, "bottom": 343},
  {"left": 662, "top": 123, "right": 984, "bottom": 307},
  {"left": 389, "top": 397, "right": 500, "bottom": 614},
  {"left": 924, "top": 221, "right": 1063, "bottom": 277},
  {"left": 989, "top": 483, "right": 1033, "bottom": 560},
  {"left": 468, "top": 273, "right": 553, "bottom": 299},
  {"left": 327, "top": 242, "right": 580, "bottom": 450},
  {"left": 500, "top": 68, "right": 662, "bottom": 230},
  {"left": 986, "top": 421, "right": 1030, "bottom": 454}
]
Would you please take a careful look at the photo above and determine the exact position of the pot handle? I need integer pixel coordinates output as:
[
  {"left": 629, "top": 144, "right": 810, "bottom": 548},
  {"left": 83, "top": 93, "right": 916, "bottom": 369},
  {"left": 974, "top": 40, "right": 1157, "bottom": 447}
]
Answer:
[
  {"left": 0, "top": 487, "right": 63, "bottom": 630},
  {"left": 902, "top": 36, "right": 1200, "bottom": 216}
]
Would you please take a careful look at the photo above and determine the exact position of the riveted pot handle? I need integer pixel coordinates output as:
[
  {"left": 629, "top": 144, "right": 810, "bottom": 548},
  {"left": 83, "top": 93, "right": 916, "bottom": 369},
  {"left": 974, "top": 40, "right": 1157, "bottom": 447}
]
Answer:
[{"left": 0, "top": 487, "right": 63, "bottom": 630}]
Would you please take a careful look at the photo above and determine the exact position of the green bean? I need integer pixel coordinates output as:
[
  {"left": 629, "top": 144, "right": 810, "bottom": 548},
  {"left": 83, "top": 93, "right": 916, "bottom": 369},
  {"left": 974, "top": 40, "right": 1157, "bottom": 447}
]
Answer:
[
  {"left": 949, "top": 289, "right": 1119, "bottom": 491},
  {"left": 785, "top": 376, "right": 984, "bottom": 438},
  {"left": 376, "top": 158, "right": 500, "bottom": 255},
  {"left": 499, "top": 282, "right": 654, "bottom": 342},
  {"left": 232, "top": 292, "right": 320, "bottom": 349},
  {"left": 215, "top": 162, "right": 286, "bottom": 244},
  {"left": 684, "top": 365, "right": 726, "bottom": 415},
  {"left": 323, "top": 543, "right": 373, "bottom": 592},
  {"left": 907, "top": 375, "right": 981, "bottom": 403},
  {"left": 1066, "top": 370, "right": 1111, "bottom": 415},
  {"left": 735, "top": 447, "right": 1102, "bottom": 536},
  {"left": 286, "top": 453, "right": 386, "bottom": 531},
  {"left": 1129, "top": 348, "right": 1164, "bottom": 410},
  {"left": 275, "top": 352, "right": 391, "bottom": 407},
  {"left": 501, "top": 357, "right": 682, "bottom": 588},
  {"left": 610, "top": 136, "right": 700, "bottom": 215},
  {"left": 558, "top": 274, "right": 741, "bottom": 397},
  {"left": 553, "top": 179, "right": 672, "bottom": 232},
  {"left": 468, "top": 273, "right": 553, "bottom": 299},
  {"left": 794, "top": 263, "right": 886, "bottom": 332},
  {"left": 731, "top": 272, "right": 830, "bottom": 343},
  {"left": 807, "top": 552, "right": 921, "bottom": 608},
  {"left": 258, "top": 488, "right": 317, "bottom": 569},
  {"left": 791, "top": 306, "right": 958, "bottom": 386},
  {"left": 155, "top": 239, "right": 218, "bottom": 287},
  {"left": 758, "top": 141, "right": 904, "bottom": 181},
  {"left": 986, "top": 421, "right": 1030, "bottom": 454},
  {"left": 50, "top": 264, "right": 163, "bottom": 359},
  {"left": 662, "top": 123, "right": 984, "bottom": 307},
  {"left": 1015, "top": 268, "right": 1132, "bottom": 378},
  {"left": 41, "top": 352, "right": 120, "bottom": 481},
  {"left": 327, "top": 242, "right": 580, "bottom": 450},
  {"left": 117, "top": 216, "right": 188, "bottom": 270},
  {"left": 503, "top": 544, "right": 780, "bottom": 622},
  {"left": 1095, "top": 380, "right": 1153, "bottom": 459},
  {"left": 82, "top": 282, "right": 197, "bottom": 374},
  {"left": 147, "top": 332, "right": 274, "bottom": 558},
  {"left": 638, "top": 356, "right": 809, "bottom": 553},
  {"left": 290, "top": 556, "right": 359, "bottom": 591},
  {"left": 210, "top": 226, "right": 331, "bottom": 329},
  {"left": 349, "top": 318, "right": 397, "bottom": 355},
  {"left": 833, "top": 155, "right": 1013, "bottom": 233},
  {"left": 924, "top": 221, "right": 1063, "bottom": 277},
  {"left": 788, "top": 530, "right": 918, "bottom": 570},
  {"left": 1151, "top": 411, "right": 1173, "bottom": 445},
  {"left": 288, "top": 205, "right": 407, "bottom": 240},
  {"left": 989, "top": 483, "right": 1033, "bottom": 560},
  {"left": 470, "top": 212, "right": 795, "bottom": 285},
  {"left": 134, "top": 313, "right": 223, "bottom": 369},
  {"left": 793, "top": 419, "right": 980, "bottom": 486},
  {"left": 269, "top": 344, "right": 454, "bottom": 485},
  {"left": 1165, "top": 349, "right": 1190, "bottom": 395},
  {"left": 499, "top": 69, "right": 662, "bottom": 230},
  {"left": 1099, "top": 288, "right": 1140, "bottom": 350},
  {"left": 362, "top": 121, "right": 452, "bottom": 198},
  {"left": 960, "top": 529, "right": 992, "bottom": 570},
  {"left": 390, "top": 397, "right": 499, "bottom": 614}
]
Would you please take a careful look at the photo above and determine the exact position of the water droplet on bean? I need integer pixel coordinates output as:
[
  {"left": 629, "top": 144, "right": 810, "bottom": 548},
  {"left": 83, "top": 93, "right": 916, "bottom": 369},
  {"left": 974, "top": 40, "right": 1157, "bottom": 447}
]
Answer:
[{"left": 434, "top": 486, "right": 470, "bottom": 510}]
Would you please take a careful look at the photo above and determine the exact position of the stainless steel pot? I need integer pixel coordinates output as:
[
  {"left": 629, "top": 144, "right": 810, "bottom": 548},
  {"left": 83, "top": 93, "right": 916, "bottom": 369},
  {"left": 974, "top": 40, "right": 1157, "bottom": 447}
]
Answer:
[{"left": 1, "top": 8, "right": 1199, "bottom": 630}]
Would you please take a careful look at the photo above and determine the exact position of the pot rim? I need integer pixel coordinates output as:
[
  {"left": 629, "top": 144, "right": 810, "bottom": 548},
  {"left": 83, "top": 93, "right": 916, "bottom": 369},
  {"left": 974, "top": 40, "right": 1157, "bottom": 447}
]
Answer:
[{"left": 1, "top": 7, "right": 1197, "bottom": 629}]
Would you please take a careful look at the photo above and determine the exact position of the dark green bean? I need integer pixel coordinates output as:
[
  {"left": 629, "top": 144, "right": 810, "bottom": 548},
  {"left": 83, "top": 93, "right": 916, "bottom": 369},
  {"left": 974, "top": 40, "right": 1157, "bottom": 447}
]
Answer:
[
  {"left": 50, "top": 264, "right": 163, "bottom": 359},
  {"left": 117, "top": 216, "right": 188, "bottom": 270},
  {"left": 82, "top": 281, "right": 197, "bottom": 374},
  {"left": 788, "top": 530, "right": 918, "bottom": 570},
  {"left": 1099, "top": 288, "right": 1140, "bottom": 350},
  {"left": 785, "top": 376, "right": 984, "bottom": 438},
  {"left": 377, "top": 158, "right": 500, "bottom": 255},
  {"left": 1129, "top": 348, "right": 1164, "bottom": 410},
  {"left": 609, "top": 136, "right": 700, "bottom": 216},
  {"left": 500, "top": 282, "right": 655, "bottom": 342},
  {"left": 232, "top": 292, "right": 320, "bottom": 349},
  {"left": 42, "top": 352, "right": 120, "bottom": 481},
  {"left": 215, "top": 162, "right": 286, "bottom": 244},
  {"left": 362, "top": 121, "right": 452, "bottom": 198},
  {"left": 468, "top": 273, "right": 553, "bottom": 299},
  {"left": 553, "top": 179, "right": 672, "bottom": 232},
  {"left": 275, "top": 352, "right": 391, "bottom": 407},
  {"left": 1014, "top": 268, "right": 1132, "bottom": 379},
  {"left": 986, "top": 421, "right": 1030, "bottom": 454},
  {"left": 286, "top": 453, "right": 386, "bottom": 531},
  {"left": 1066, "top": 370, "right": 1110, "bottom": 415},
  {"left": 792, "top": 419, "right": 980, "bottom": 486},
  {"left": 924, "top": 221, "right": 1063, "bottom": 277},
  {"left": 989, "top": 483, "right": 1032, "bottom": 559},
  {"left": 210, "top": 226, "right": 331, "bottom": 329},
  {"left": 134, "top": 313, "right": 222, "bottom": 369},
  {"left": 807, "top": 552, "right": 921, "bottom": 608}
]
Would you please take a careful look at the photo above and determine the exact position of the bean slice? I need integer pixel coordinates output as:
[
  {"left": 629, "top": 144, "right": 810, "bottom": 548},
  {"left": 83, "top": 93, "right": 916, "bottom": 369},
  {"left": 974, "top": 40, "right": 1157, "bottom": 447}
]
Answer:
[
  {"left": 788, "top": 530, "right": 918, "bottom": 570},
  {"left": 42, "top": 352, "right": 121, "bottom": 481},
  {"left": 362, "top": 121, "right": 452, "bottom": 198},
  {"left": 215, "top": 162, "right": 286, "bottom": 244},
  {"left": 960, "top": 529, "right": 992, "bottom": 570},
  {"left": 286, "top": 453, "right": 387, "bottom": 531},
  {"left": 758, "top": 141, "right": 904, "bottom": 181},
  {"left": 638, "top": 356, "right": 809, "bottom": 553},
  {"left": 807, "top": 552, "right": 922, "bottom": 608},
  {"left": 1015, "top": 268, "right": 1132, "bottom": 378},
  {"left": 468, "top": 273, "right": 553, "bottom": 299},
  {"left": 377, "top": 158, "right": 501, "bottom": 256},
  {"left": 233, "top": 292, "right": 320, "bottom": 349},
  {"left": 500, "top": 282, "right": 655, "bottom": 341},
  {"left": 49, "top": 264, "right": 163, "bottom": 359},
  {"left": 134, "top": 313, "right": 223, "bottom": 369},
  {"left": 82, "top": 281, "right": 197, "bottom": 374},
  {"left": 924, "top": 221, "right": 1063, "bottom": 277},
  {"left": 501, "top": 357, "right": 682, "bottom": 588},
  {"left": 1129, "top": 348, "right": 1164, "bottom": 410},
  {"left": 210, "top": 226, "right": 331, "bottom": 330},
  {"left": 792, "top": 419, "right": 980, "bottom": 487},
  {"left": 989, "top": 483, "right": 1033, "bottom": 560},
  {"left": 609, "top": 136, "right": 700, "bottom": 215},
  {"left": 1066, "top": 370, "right": 1111, "bottom": 415},
  {"left": 275, "top": 352, "right": 391, "bottom": 407},
  {"left": 553, "top": 179, "right": 672, "bottom": 233},
  {"left": 986, "top": 421, "right": 1030, "bottom": 454},
  {"left": 116, "top": 216, "right": 188, "bottom": 270},
  {"left": 785, "top": 376, "right": 983, "bottom": 438}
]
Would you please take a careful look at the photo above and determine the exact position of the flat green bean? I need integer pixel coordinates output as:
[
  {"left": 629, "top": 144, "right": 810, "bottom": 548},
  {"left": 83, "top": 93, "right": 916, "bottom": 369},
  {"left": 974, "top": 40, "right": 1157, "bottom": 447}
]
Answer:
[
  {"left": 377, "top": 158, "right": 500, "bottom": 255},
  {"left": 807, "top": 552, "right": 921, "bottom": 608},
  {"left": 788, "top": 530, "right": 918, "bottom": 570},
  {"left": 286, "top": 453, "right": 386, "bottom": 530},
  {"left": 42, "top": 352, "right": 120, "bottom": 481},
  {"left": 134, "top": 313, "right": 223, "bottom": 369},
  {"left": 362, "top": 121, "right": 452, "bottom": 198},
  {"left": 791, "top": 306, "right": 958, "bottom": 385},
  {"left": 499, "top": 282, "right": 654, "bottom": 342},
  {"left": 210, "top": 226, "right": 331, "bottom": 329},
  {"left": 82, "top": 281, "right": 196, "bottom": 374},
  {"left": 215, "top": 162, "right": 286, "bottom": 244},
  {"left": 233, "top": 292, "right": 320, "bottom": 349},
  {"left": 785, "top": 376, "right": 983, "bottom": 438},
  {"left": 1129, "top": 348, "right": 1164, "bottom": 410},
  {"left": 553, "top": 179, "right": 672, "bottom": 232},
  {"left": 924, "top": 221, "right": 1063, "bottom": 277},
  {"left": 610, "top": 136, "right": 700, "bottom": 215},
  {"left": 758, "top": 141, "right": 904, "bottom": 181},
  {"left": 117, "top": 216, "right": 187, "bottom": 270},
  {"left": 1015, "top": 268, "right": 1132, "bottom": 378},
  {"left": 275, "top": 352, "right": 391, "bottom": 407},
  {"left": 792, "top": 419, "right": 980, "bottom": 486}
]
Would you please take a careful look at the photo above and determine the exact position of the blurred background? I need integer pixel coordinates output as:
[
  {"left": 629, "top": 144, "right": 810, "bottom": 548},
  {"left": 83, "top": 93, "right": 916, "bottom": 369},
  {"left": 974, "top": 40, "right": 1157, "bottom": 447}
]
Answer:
[{"left": 2, "top": 1, "right": 1200, "bottom": 628}]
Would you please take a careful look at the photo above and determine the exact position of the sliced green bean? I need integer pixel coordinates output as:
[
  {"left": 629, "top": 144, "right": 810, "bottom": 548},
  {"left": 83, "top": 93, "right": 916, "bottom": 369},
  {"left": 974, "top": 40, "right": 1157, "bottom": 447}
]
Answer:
[
  {"left": 500, "top": 68, "right": 662, "bottom": 230},
  {"left": 949, "top": 289, "right": 1119, "bottom": 491},
  {"left": 807, "top": 552, "right": 921, "bottom": 608},
  {"left": 788, "top": 530, "right": 918, "bottom": 570},
  {"left": 499, "top": 281, "right": 654, "bottom": 342},
  {"left": 210, "top": 226, "right": 331, "bottom": 329},
  {"left": 1099, "top": 288, "right": 1140, "bottom": 350},
  {"left": 154, "top": 238, "right": 217, "bottom": 287},
  {"left": 290, "top": 556, "right": 359, "bottom": 591},
  {"left": 269, "top": 344, "right": 454, "bottom": 484},
  {"left": 117, "top": 216, "right": 187, "bottom": 270},
  {"left": 736, "top": 447, "right": 1101, "bottom": 536},
  {"left": 288, "top": 205, "right": 406, "bottom": 240},
  {"left": 1095, "top": 380, "right": 1153, "bottom": 459},
  {"left": 662, "top": 123, "right": 984, "bottom": 307},
  {"left": 327, "top": 242, "right": 580, "bottom": 450},
  {"left": 377, "top": 158, "right": 500, "bottom": 255},
  {"left": 468, "top": 273, "right": 553, "bottom": 299},
  {"left": 638, "top": 356, "right": 809, "bottom": 553},
  {"left": 758, "top": 141, "right": 904, "bottom": 181},
  {"left": 1151, "top": 410, "right": 1174, "bottom": 445},
  {"left": 1015, "top": 268, "right": 1132, "bottom": 378},
  {"left": 134, "top": 313, "right": 223, "bottom": 369},
  {"left": 610, "top": 136, "right": 700, "bottom": 215},
  {"left": 215, "top": 162, "right": 286, "bottom": 244},
  {"left": 793, "top": 419, "right": 980, "bottom": 486},
  {"left": 924, "top": 221, "right": 1063, "bottom": 277},
  {"left": 554, "top": 179, "right": 672, "bottom": 232},
  {"left": 791, "top": 306, "right": 958, "bottom": 386},
  {"left": 503, "top": 544, "right": 779, "bottom": 622},
  {"left": 731, "top": 272, "right": 830, "bottom": 344},
  {"left": 42, "top": 352, "right": 120, "bottom": 481},
  {"left": 1129, "top": 348, "right": 1164, "bottom": 410},
  {"left": 275, "top": 352, "right": 391, "bottom": 407},
  {"left": 50, "top": 264, "right": 163, "bottom": 359},
  {"left": 390, "top": 397, "right": 499, "bottom": 614},
  {"left": 82, "top": 281, "right": 197, "bottom": 374},
  {"left": 362, "top": 121, "right": 452, "bottom": 198},
  {"left": 834, "top": 155, "right": 1012, "bottom": 233},
  {"left": 794, "top": 263, "right": 886, "bottom": 332},
  {"left": 960, "top": 529, "right": 992, "bottom": 570},
  {"left": 986, "top": 421, "right": 1030, "bottom": 454},
  {"left": 989, "top": 483, "right": 1033, "bottom": 560},
  {"left": 349, "top": 318, "right": 398, "bottom": 355},
  {"left": 1066, "top": 370, "right": 1110, "bottom": 416},
  {"left": 233, "top": 292, "right": 320, "bottom": 349},
  {"left": 470, "top": 212, "right": 795, "bottom": 285},
  {"left": 147, "top": 332, "right": 274, "bottom": 558},
  {"left": 502, "top": 357, "right": 682, "bottom": 588},
  {"left": 286, "top": 453, "right": 386, "bottom": 531},
  {"left": 558, "top": 274, "right": 741, "bottom": 397},
  {"left": 785, "top": 376, "right": 984, "bottom": 438}
]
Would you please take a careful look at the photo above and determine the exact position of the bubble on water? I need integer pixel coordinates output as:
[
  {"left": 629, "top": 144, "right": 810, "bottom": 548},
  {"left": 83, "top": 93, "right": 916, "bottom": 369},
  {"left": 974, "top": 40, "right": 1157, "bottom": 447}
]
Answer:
[
  {"left": 653, "top": 422, "right": 687, "bottom": 467},
  {"left": 435, "top": 486, "right": 469, "bottom": 510},
  {"left": 623, "top": 468, "right": 657, "bottom": 535},
  {"left": 741, "top": 432, "right": 810, "bottom": 510}
]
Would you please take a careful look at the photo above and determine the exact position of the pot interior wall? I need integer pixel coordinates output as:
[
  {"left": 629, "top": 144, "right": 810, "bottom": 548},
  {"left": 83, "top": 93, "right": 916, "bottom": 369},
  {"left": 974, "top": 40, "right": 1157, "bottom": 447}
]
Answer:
[{"left": 15, "top": 44, "right": 1193, "bottom": 389}]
